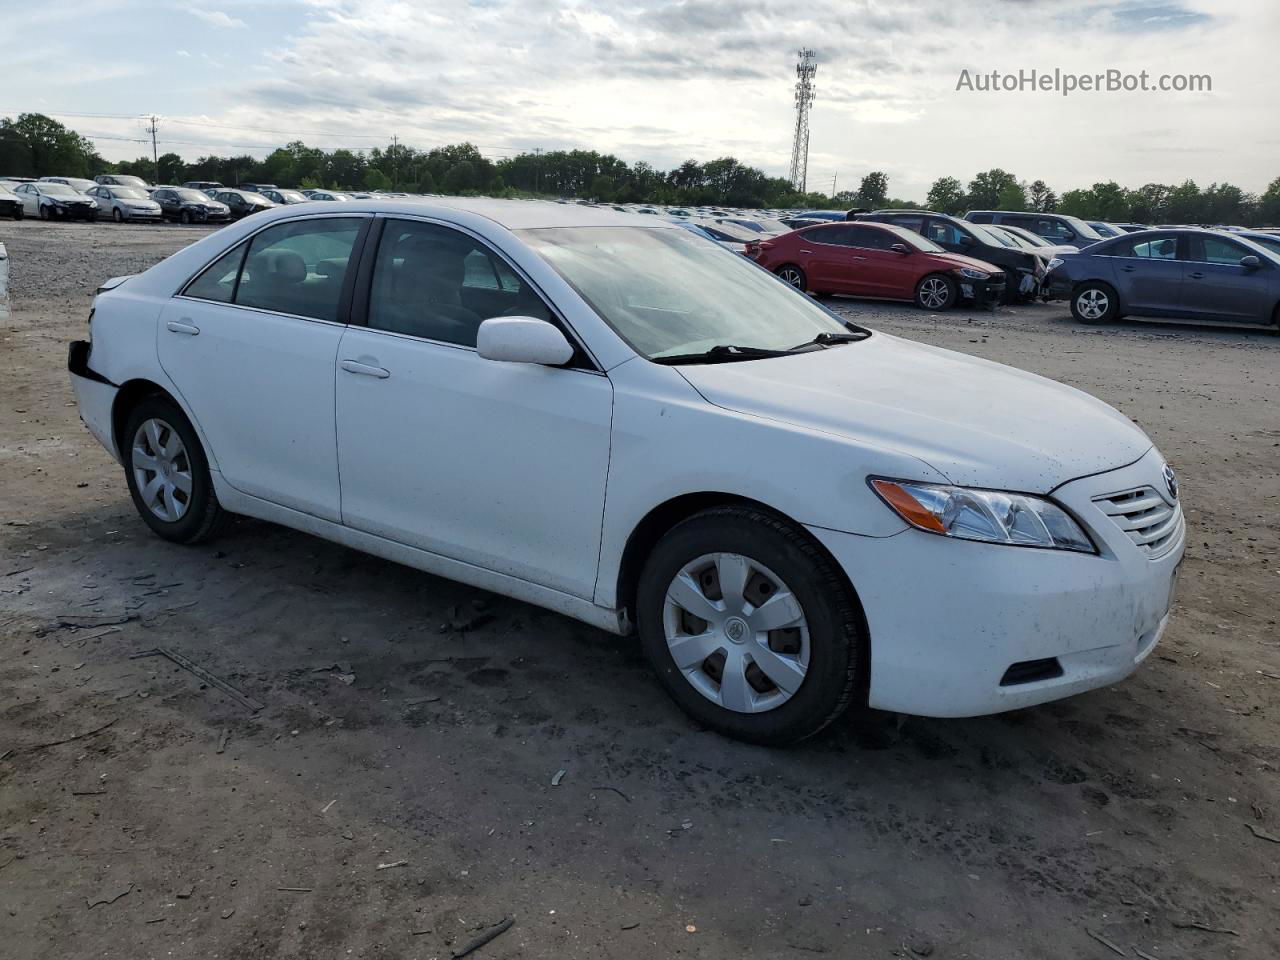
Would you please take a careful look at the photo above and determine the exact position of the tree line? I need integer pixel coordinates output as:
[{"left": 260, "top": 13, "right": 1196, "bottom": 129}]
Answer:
[{"left": 3, "top": 112, "right": 1277, "bottom": 225}]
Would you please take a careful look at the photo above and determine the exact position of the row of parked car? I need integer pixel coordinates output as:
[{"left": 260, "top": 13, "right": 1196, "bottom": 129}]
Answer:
[
  {"left": 0, "top": 173, "right": 400, "bottom": 224},
  {"left": 741, "top": 208, "right": 1280, "bottom": 327}
]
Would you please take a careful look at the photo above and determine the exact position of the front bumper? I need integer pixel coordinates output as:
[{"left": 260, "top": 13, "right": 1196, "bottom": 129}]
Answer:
[
  {"left": 958, "top": 274, "right": 1005, "bottom": 308},
  {"left": 51, "top": 204, "right": 97, "bottom": 220},
  {"left": 1042, "top": 272, "right": 1074, "bottom": 301},
  {"left": 809, "top": 447, "right": 1184, "bottom": 717},
  {"left": 68, "top": 340, "right": 121, "bottom": 462}
]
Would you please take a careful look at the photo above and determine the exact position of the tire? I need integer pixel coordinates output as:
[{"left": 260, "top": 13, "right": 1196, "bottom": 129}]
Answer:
[
  {"left": 39, "top": 204, "right": 49, "bottom": 221},
  {"left": 12, "top": 207, "right": 22, "bottom": 221},
  {"left": 87, "top": 212, "right": 98, "bottom": 223},
  {"left": 915, "top": 273, "right": 957, "bottom": 311},
  {"left": 636, "top": 506, "right": 863, "bottom": 746},
  {"left": 776, "top": 264, "right": 807, "bottom": 291},
  {"left": 112, "top": 207, "right": 124, "bottom": 223},
  {"left": 122, "top": 395, "right": 227, "bottom": 544},
  {"left": 1070, "top": 281, "right": 1119, "bottom": 325},
  {"left": 180, "top": 210, "right": 192, "bottom": 225}
]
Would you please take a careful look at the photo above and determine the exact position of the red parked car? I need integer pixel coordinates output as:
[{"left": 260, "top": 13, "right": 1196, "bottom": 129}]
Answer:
[{"left": 749, "top": 222, "right": 1006, "bottom": 310}]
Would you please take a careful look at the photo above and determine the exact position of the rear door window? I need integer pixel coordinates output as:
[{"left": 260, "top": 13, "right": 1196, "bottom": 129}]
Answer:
[
  {"left": 183, "top": 243, "right": 248, "bottom": 304},
  {"left": 234, "top": 218, "right": 363, "bottom": 322}
]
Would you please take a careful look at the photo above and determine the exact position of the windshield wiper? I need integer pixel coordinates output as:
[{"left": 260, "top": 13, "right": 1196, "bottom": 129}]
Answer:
[
  {"left": 651, "top": 344, "right": 795, "bottom": 365},
  {"left": 787, "top": 329, "right": 873, "bottom": 351}
]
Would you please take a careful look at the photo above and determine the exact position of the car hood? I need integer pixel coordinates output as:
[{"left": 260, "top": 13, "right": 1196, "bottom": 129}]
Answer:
[
  {"left": 933, "top": 251, "right": 1004, "bottom": 273},
  {"left": 676, "top": 333, "right": 1151, "bottom": 492}
]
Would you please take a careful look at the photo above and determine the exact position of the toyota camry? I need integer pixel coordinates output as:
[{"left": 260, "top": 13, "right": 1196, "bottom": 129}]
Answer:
[{"left": 68, "top": 199, "right": 1185, "bottom": 745}]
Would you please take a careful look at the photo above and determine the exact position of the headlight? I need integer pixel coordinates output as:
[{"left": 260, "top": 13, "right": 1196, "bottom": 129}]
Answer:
[
  {"left": 870, "top": 478, "right": 1095, "bottom": 553},
  {"left": 1047, "top": 257, "right": 1065, "bottom": 271},
  {"left": 957, "top": 267, "right": 990, "bottom": 280}
]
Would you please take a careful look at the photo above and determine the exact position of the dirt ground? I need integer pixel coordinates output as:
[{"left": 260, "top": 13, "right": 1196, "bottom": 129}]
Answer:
[{"left": 1, "top": 218, "right": 1277, "bottom": 960}]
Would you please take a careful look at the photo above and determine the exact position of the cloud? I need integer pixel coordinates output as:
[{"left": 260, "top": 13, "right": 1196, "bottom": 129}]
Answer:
[{"left": 187, "top": 8, "right": 247, "bottom": 29}]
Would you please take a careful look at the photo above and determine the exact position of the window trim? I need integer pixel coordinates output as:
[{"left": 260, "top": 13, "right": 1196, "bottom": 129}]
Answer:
[
  {"left": 348, "top": 213, "right": 603, "bottom": 373},
  {"left": 174, "top": 213, "right": 372, "bottom": 325}
]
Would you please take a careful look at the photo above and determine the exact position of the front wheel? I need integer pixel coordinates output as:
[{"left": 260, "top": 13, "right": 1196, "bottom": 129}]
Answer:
[
  {"left": 12, "top": 207, "right": 22, "bottom": 221},
  {"left": 915, "top": 273, "right": 957, "bottom": 311},
  {"left": 112, "top": 207, "right": 125, "bottom": 223},
  {"left": 776, "top": 264, "right": 807, "bottom": 292},
  {"left": 180, "top": 210, "right": 192, "bottom": 224},
  {"left": 122, "top": 395, "right": 227, "bottom": 544},
  {"left": 39, "top": 205, "right": 49, "bottom": 221},
  {"left": 1071, "top": 282, "right": 1119, "bottom": 324},
  {"left": 637, "top": 506, "right": 863, "bottom": 745}
]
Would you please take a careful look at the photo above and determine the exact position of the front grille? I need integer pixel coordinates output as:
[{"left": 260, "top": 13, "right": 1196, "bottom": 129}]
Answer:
[{"left": 1093, "top": 486, "right": 1182, "bottom": 557}]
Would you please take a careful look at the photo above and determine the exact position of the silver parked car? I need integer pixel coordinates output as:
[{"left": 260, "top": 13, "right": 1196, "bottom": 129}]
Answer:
[
  {"left": 85, "top": 185, "right": 164, "bottom": 223},
  {"left": 39, "top": 176, "right": 96, "bottom": 193}
]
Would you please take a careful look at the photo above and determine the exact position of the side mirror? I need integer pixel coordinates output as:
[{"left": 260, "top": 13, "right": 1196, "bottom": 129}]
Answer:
[
  {"left": 890, "top": 243, "right": 911, "bottom": 255},
  {"left": 477, "top": 317, "right": 574, "bottom": 366},
  {"left": 1240, "top": 255, "right": 1261, "bottom": 270}
]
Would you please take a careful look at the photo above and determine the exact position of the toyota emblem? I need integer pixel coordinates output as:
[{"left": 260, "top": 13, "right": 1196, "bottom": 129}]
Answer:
[{"left": 1162, "top": 463, "right": 1179, "bottom": 501}]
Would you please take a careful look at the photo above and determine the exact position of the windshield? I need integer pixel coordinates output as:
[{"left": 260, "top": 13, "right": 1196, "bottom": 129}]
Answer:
[
  {"left": 110, "top": 187, "right": 149, "bottom": 199},
  {"left": 40, "top": 183, "right": 79, "bottom": 197},
  {"left": 111, "top": 176, "right": 147, "bottom": 188},
  {"left": 881, "top": 224, "right": 944, "bottom": 253},
  {"left": 175, "top": 189, "right": 211, "bottom": 201},
  {"left": 519, "top": 226, "right": 855, "bottom": 360},
  {"left": 962, "top": 221, "right": 1008, "bottom": 248},
  {"left": 1062, "top": 215, "right": 1102, "bottom": 241},
  {"left": 277, "top": 190, "right": 307, "bottom": 202},
  {"left": 1006, "top": 227, "right": 1049, "bottom": 247}
]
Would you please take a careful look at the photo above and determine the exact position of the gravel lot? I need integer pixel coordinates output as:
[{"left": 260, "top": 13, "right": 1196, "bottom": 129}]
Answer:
[{"left": 1, "top": 218, "right": 1277, "bottom": 960}]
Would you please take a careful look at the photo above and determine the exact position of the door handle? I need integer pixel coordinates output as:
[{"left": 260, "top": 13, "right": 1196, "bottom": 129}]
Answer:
[
  {"left": 851, "top": 255, "right": 867, "bottom": 261},
  {"left": 340, "top": 359, "right": 390, "bottom": 379},
  {"left": 799, "top": 249, "right": 813, "bottom": 254},
  {"left": 1120, "top": 266, "right": 1136, "bottom": 272},
  {"left": 1187, "top": 272, "right": 1205, "bottom": 279},
  {"left": 166, "top": 320, "right": 200, "bottom": 335}
]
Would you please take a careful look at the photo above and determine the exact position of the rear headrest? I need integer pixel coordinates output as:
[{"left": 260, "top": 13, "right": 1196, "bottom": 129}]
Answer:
[{"left": 250, "top": 249, "right": 306, "bottom": 284}]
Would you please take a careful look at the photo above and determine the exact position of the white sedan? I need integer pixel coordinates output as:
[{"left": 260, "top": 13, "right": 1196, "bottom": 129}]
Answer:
[{"left": 68, "top": 199, "right": 1184, "bottom": 744}]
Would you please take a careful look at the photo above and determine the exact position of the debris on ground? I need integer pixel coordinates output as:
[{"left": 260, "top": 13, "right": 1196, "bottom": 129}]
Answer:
[
  {"left": 1245, "top": 822, "right": 1280, "bottom": 843},
  {"left": 130, "top": 647, "right": 263, "bottom": 712},
  {"left": 28, "top": 718, "right": 117, "bottom": 753},
  {"left": 215, "top": 728, "right": 230, "bottom": 754},
  {"left": 86, "top": 882, "right": 132, "bottom": 908},
  {"left": 376, "top": 859, "right": 408, "bottom": 871},
  {"left": 451, "top": 916, "right": 514, "bottom": 959},
  {"left": 175, "top": 884, "right": 194, "bottom": 899},
  {"left": 1085, "top": 928, "right": 1127, "bottom": 956},
  {"left": 1172, "top": 918, "right": 1239, "bottom": 935},
  {"left": 551, "top": 769, "right": 566, "bottom": 786}
]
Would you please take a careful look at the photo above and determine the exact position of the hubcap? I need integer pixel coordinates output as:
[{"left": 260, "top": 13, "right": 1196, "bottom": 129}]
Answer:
[
  {"left": 131, "top": 418, "right": 192, "bottom": 522},
  {"left": 663, "top": 552, "right": 810, "bottom": 714},
  {"left": 919, "top": 278, "right": 949, "bottom": 308},
  {"left": 1077, "top": 289, "right": 1108, "bottom": 319}
]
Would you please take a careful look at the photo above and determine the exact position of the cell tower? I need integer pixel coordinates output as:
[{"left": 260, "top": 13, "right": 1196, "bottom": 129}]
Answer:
[{"left": 789, "top": 49, "right": 817, "bottom": 193}]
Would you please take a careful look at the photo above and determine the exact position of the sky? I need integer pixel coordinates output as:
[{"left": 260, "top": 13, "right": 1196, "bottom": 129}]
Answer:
[{"left": 3, "top": 0, "right": 1277, "bottom": 199}]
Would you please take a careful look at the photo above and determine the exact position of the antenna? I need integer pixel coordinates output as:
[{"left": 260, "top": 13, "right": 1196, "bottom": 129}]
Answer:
[{"left": 789, "top": 49, "right": 817, "bottom": 193}]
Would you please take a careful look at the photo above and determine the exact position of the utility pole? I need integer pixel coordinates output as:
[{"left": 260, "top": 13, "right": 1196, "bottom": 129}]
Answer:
[
  {"left": 146, "top": 115, "right": 160, "bottom": 184},
  {"left": 788, "top": 49, "right": 817, "bottom": 194},
  {"left": 391, "top": 134, "right": 398, "bottom": 190},
  {"left": 831, "top": 173, "right": 837, "bottom": 197},
  {"left": 533, "top": 147, "right": 542, "bottom": 195}
]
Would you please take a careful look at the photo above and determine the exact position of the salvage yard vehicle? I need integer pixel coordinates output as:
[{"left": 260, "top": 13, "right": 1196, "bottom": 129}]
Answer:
[
  {"left": 0, "top": 182, "right": 23, "bottom": 219},
  {"left": 94, "top": 173, "right": 150, "bottom": 189},
  {"left": 210, "top": 189, "right": 278, "bottom": 219},
  {"left": 68, "top": 199, "right": 1185, "bottom": 745},
  {"left": 965, "top": 210, "right": 1104, "bottom": 248},
  {"left": 85, "top": 184, "right": 164, "bottom": 223},
  {"left": 13, "top": 181, "right": 98, "bottom": 220},
  {"left": 152, "top": 187, "right": 232, "bottom": 223},
  {"left": 751, "top": 220, "right": 1006, "bottom": 309},
  {"left": 1044, "top": 228, "right": 1280, "bottom": 327},
  {"left": 39, "top": 175, "right": 96, "bottom": 193},
  {"left": 858, "top": 210, "right": 1044, "bottom": 301}
]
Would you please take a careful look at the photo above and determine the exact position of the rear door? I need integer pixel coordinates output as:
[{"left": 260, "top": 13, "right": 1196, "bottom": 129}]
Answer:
[
  {"left": 1106, "top": 235, "right": 1185, "bottom": 314},
  {"left": 157, "top": 214, "right": 368, "bottom": 520},
  {"left": 1181, "top": 235, "right": 1276, "bottom": 322},
  {"left": 794, "top": 225, "right": 859, "bottom": 293}
]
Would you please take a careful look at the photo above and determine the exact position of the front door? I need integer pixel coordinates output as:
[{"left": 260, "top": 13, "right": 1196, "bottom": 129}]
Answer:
[
  {"left": 335, "top": 217, "right": 613, "bottom": 599},
  {"left": 157, "top": 215, "right": 367, "bottom": 521},
  {"left": 1181, "top": 235, "right": 1275, "bottom": 323}
]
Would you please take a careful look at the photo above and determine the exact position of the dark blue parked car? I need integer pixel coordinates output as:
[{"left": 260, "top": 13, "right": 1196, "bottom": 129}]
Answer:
[{"left": 1043, "top": 229, "right": 1280, "bottom": 328}]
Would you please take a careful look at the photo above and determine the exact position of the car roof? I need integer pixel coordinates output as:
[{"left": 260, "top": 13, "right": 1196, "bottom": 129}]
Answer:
[{"left": 272, "top": 196, "right": 681, "bottom": 230}]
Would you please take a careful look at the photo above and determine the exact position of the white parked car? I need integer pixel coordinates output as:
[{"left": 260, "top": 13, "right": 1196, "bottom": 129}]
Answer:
[
  {"left": 68, "top": 199, "right": 1185, "bottom": 744},
  {"left": 84, "top": 184, "right": 163, "bottom": 223}
]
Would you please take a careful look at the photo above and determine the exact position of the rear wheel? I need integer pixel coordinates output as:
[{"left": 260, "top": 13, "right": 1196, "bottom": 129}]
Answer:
[
  {"left": 122, "top": 395, "right": 227, "bottom": 544},
  {"left": 637, "top": 506, "right": 863, "bottom": 745},
  {"left": 776, "top": 265, "right": 807, "bottom": 291},
  {"left": 1070, "top": 281, "right": 1119, "bottom": 324},
  {"left": 915, "top": 273, "right": 957, "bottom": 311}
]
